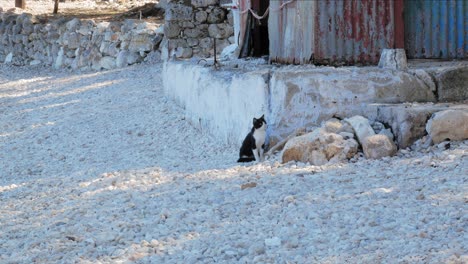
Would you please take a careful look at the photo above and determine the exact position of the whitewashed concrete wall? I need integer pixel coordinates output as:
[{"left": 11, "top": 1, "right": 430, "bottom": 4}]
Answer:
[
  {"left": 162, "top": 62, "right": 269, "bottom": 145},
  {"left": 163, "top": 62, "right": 437, "bottom": 146}
]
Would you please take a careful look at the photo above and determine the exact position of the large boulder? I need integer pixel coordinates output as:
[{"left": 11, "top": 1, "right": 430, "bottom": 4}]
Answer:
[
  {"left": 282, "top": 128, "right": 358, "bottom": 165},
  {"left": 362, "top": 134, "right": 397, "bottom": 159},
  {"left": 426, "top": 110, "right": 468, "bottom": 144}
]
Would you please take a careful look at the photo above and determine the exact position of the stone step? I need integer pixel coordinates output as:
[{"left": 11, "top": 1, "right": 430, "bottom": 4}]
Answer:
[{"left": 366, "top": 102, "right": 468, "bottom": 149}]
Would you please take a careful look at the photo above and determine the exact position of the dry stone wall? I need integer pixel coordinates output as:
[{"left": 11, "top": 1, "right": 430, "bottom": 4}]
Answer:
[
  {"left": 0, "top": 8, "right": 163, "bottom": 70},
  {"left": 162, "top": 0, "right": 234, "bottom": 59}
]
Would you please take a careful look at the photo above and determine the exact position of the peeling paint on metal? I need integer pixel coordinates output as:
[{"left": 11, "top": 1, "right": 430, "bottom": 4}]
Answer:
[
  {"left": 404, "top": 0, "right": 468, "bottom": 59},
  {"left": 269, "top": 0, "right": 396, "bottom": 65}
]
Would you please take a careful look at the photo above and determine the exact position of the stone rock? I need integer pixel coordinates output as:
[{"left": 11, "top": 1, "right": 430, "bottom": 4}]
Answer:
[
  {"left": 215, "top": 39, "right": 230, "bottom": 54},
  {"left": 129, "top": 34, "right": 154, "bottom": 52},
  {"left": 378, "top": 48, "right": 408, "bottom": 71},
  {"left": 426, "top": 110, "right": 468, "bottom": 144},
  {"left": 181, "top": 21, "right": 195, "bottom": 28},
  {"left": 4, "top": 52, "right": 13, "bottom": 63},
  {"left": 379, "top": 128, "right": 394, "bottom": 141},
  {"left": 153, "top": 34, "right": 164, "bottom": 49},
  {"left": 282, "top": 128, "right": 358, "bottom": 165},
  {"left": 65, "top": 32, "right": 80, "bottom": 49},
  {"left": 183, "top": 27, "right": 204, "bottom": 38},
  {"left": 66, "top": 18, "right": 81, "bottom": 31},
  {"left": 96, "top": 22, "right": 110, "bottom": 33},
  {"left": 362, "top": 134, "right": 397, "bottom": 159},
  {"left": 207, "top": 7, "right": 226, "bottom": 24},
  {"left": 29, "top": 59, "right": 41, "bottom": 66},
  {"left": 369, "top": 103, "right": 454, "bottom": 148},
  {"left": 199, "top": 37, "right": 212, "bottom": 49},
  {"left": 164, "top": 22, "right": 181, "bottom": 38},
  {"left": 144, "top": 50, "right": 162, "bottom": 63},
  {"left": 99, "top": 56, "right": 116, "bottom": 70},
  {"left": 220, "top": 43, "right": 237, "bottom": 60},
  {"left": 77, "top": 20, "right": 95, "bottom": 35},
  {"left": 100, "top": 41, "right": 119, "bottom": 57},
  {"left": 192, "top": 0, "right": 218, "bottom": 8},
  {"left": 344, "top": 116, "right": 375, "bottom": 145},
  {"left": 187, "top": 38, "right": 199, "bottom": 47},
  {"left": 431, "top": 66, "right": 468, "bottom": 102},
  {"left": 175, "top": 47, "right": 193, "bottom": 58},
  {"left": 371, "top": 121, "right": 385, "bottom": 134},
  {"left": 167, "top": 38, "right": 188, "bottom": 50},
  {"left": 116, "top": 50, "right": 129, "bottom": 67},
  {"left": 323, "top": 118, "right": 342, "bottom": 133},
  {"left": 54, "top": 47, "right": 64, "bottom": 69},
  {"left": 339, "top": 132, "right": 355, "bottom": 140},
  {"left": 208, "top": 23, "right": 233, "bottom": 39},
  {"left": 104, "top": 31, "right": 120, "bottom": 42},
  {"left": 165, "top": 3, "right": 193, "bottom": 21},
  {"left": 128, "top": 52, "right": 142, "bottom": 65},
  {"left": 195, "top": 11, "right": 208, "bottom": 23}
]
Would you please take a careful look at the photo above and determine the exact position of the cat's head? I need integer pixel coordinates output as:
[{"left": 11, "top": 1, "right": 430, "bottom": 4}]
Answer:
[{"left": 253, "top": 115, "right": 267, "bottom": 130}]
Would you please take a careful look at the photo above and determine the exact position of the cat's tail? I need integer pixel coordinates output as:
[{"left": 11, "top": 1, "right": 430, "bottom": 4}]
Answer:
[{"left": 237, "top": 157, "right": 255, "bottom": 162}]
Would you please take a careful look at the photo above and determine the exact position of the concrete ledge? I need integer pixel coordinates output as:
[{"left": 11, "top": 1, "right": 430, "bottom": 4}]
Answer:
[
  {"left": 269, "top": 66, "right": 436, "bottom": 142},
  {"left": 163, "top": 61, "right": 438, "bottom": 146}
]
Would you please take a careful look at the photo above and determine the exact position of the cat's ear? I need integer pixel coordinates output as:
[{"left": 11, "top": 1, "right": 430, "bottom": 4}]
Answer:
[
  {"left": 260, "top": 114, "right": 264, "bottom": 119},
  {"left": 253, "top": 117, "right": 257, "bottom": 123}
]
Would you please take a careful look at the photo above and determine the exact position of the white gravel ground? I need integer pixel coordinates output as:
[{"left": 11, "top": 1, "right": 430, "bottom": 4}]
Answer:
[{"left": 1, "top": 62, "right": 467, "bottom": 263}]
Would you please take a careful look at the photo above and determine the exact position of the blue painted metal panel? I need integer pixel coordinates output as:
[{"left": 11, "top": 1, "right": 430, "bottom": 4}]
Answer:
[{"left": 405, "top": 0, "right": 468, "bottom": 59}]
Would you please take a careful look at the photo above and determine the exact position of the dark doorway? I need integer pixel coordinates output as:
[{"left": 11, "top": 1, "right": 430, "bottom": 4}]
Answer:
[
  {"left": 251, "top": 0, "right": 269, "bottom": 57},
  {"left": 239, "top": 0, "right": 270, "bottom": 58}
]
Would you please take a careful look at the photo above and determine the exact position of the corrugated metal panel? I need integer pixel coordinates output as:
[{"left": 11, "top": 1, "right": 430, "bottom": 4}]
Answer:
[
  {"left": 269, "top": 0, "right": 396, "bottom": 65},
  {"left": 404, "top": 0, "right": 468, "bottom": 59},
  {"left": 269, "top": 0, "right": 315, "bottom": 64}
]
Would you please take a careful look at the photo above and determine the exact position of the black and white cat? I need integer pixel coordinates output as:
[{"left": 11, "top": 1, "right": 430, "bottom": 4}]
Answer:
[{"left": 237, "top": 115, "right": 267, "bottom": 162}]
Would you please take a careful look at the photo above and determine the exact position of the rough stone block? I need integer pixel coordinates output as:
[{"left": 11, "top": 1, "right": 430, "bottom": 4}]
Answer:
[
  {"left": 378, "top": 48, "right": 408, "bottom": 71},
  {"left": 195, "top": 11, "right": 208, "bottom": 23},
  {"left": 129, "top": 34, "right": 153, "bottom": 52},
  {"left": 208, "top": 23, "right": 233, "bottom": 39},
  {"left": 66, "top": 18, "right": 81, "bottom": 31},
  {"left": 166, "top": 3, "right": 193, "bottom": 21},
  {"left": 164, "top": 22, "right": 181, "bottom": 38},
  {"left": 191, "top": 0, "right": 218, "bottom": 8},
  {"left": 432, "top": 67, "right": 468, "bottom": 102},
  {"left": 368, "top": 103, "right": 468, "bottom": 148},
  {"left": 207, "top": 7, "right": 226, "bottom": 24}
]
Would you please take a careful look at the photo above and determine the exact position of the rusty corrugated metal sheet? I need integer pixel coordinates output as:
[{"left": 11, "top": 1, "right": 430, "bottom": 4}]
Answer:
[
  {"left": 268, "top": 0, "right": 315, "bottom": 64},
  {"left": 404, "top": 0, "right": 468, "bottom": 59},
  {"left": 269, "top": 0, "right": 397, "bottom": 65}
]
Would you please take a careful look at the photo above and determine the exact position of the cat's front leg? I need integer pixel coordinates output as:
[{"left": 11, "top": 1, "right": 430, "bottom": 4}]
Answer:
[
  {"left": 259, "top": 147, "right": 264, "bottom": 162},
  {"left": 252, "top": 148, "right": 260, "bottom": 162}
]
